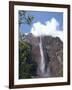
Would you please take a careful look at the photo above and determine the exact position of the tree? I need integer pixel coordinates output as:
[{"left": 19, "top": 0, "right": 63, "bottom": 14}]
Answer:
[
  {"left": 19, "top": 10, "right": 34, "bottom": 41},
  {"left": 19, "top": 10, "right": 34, "bottom": 27},
  {"left": 19, "top": 41, "right": 37, "bottom": 79}
]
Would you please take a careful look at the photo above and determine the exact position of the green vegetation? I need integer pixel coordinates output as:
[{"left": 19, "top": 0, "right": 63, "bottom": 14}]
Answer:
[
  {"left": 58, "top": 67, "right": 63, "bottom": 77},
  {"left": 19, "top": 10, "right": 34, "bottom": 27},
  {"left": 19, "top": 10, "right": 34, "bottom": 41},
  {"left": 19, "top": 11, "right": 37, "bottom": 79},
  {"left": 19, "top": 41, "right": 37, "bottom": 79}
]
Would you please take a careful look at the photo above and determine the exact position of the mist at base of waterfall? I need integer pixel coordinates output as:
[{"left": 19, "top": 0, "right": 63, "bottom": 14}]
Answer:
[{"left": 37, "top": 66, "right": 51, "bottom": 78}]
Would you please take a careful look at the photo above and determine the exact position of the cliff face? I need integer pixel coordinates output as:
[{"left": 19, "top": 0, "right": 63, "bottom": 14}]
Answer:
[
  {"left": 42, "top": 36, "right": 63, "bottom": 77},
  {"left": 23, "top": 33, "right": 63, "bottom": 77}
]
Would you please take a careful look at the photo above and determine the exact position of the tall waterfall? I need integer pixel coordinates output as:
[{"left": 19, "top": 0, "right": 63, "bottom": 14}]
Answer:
[
  {"left": 39, "top": 36, "right": 45, "bottom": 74},
  {"left": 39, "top": 36, "right": 51, "bottom": 77}
]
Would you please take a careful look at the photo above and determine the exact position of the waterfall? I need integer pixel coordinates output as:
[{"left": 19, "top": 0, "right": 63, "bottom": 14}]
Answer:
[
  {"left": 39, "top": 36, "right": 45, "bottom": 74},
  {"left": 39, "top": 36, "right": 51, "bottom": 77}
]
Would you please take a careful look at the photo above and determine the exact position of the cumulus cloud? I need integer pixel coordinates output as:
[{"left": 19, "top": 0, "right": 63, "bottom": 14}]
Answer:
[{"left": 30, "top": 18, "right": 63, "bottom": 41}]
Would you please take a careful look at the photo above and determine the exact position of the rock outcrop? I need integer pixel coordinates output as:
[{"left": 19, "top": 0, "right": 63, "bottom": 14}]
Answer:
[{"left": 23, "top": 33, "right": 63, "bottom": 78}]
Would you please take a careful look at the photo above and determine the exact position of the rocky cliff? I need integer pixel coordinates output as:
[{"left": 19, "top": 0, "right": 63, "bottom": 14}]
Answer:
[{"left": 23, "top": 33, "right": 63, "bottom": 78}]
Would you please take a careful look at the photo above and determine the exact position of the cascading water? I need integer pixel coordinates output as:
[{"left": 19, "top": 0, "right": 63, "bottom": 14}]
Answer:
[
  {"left": 39, "top": 36, "right": 45, "bottom": 75},
  {"left": 39, "top": 36, "right": 51, "bottom": 77},
  {"left": 37, "top": 30, "right": 51, "bottom": 77}
]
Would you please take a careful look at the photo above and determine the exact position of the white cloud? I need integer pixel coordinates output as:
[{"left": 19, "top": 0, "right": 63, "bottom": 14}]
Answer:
[{"left": 30, "top": 18, "right": 63, "bottom": 41}]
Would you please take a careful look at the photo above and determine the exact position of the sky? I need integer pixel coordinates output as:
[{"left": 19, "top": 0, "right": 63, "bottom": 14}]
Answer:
[{"left": 19, "top": 10, "right": 63, "bottom": 41}]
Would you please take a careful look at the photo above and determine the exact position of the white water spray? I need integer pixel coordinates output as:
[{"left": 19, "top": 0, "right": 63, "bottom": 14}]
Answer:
[{"left": 39, "top": 36, "right": 45, "bottom": 74}]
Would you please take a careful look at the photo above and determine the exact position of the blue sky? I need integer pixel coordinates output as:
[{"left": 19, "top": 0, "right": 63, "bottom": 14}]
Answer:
[{"left": 19, "top": 11, "right": 63, "bottom": 34}]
